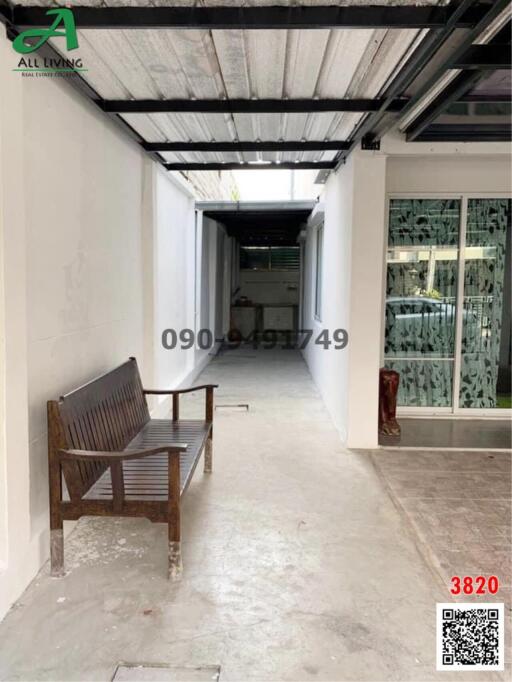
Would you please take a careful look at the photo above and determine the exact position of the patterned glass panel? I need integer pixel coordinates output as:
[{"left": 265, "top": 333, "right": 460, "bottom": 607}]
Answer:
[
  {"left": 385, "top": 199, "right": 461, "bottom": 407},
  {"left": 459, "top": 199, "right": 511, "bottom": 408}
]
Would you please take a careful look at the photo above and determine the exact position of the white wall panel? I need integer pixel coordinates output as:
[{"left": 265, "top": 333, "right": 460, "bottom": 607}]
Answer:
[
  {"left": 0, "top": 31, "right": 228, "bottom": 621},
  {"left": 152, "top": 167, "right": 196, "bottom": 394},
  {"left": 0, "top": 32, "right": 146, "bottom": 619}
]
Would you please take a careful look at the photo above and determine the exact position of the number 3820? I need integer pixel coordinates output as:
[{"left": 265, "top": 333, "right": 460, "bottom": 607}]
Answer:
[{"left": 450, "top": 575, "right": 499, "bottom": 595}]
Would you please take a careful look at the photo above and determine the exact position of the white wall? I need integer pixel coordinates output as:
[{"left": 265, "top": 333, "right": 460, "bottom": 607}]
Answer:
[
  {"left": 143, "top": 169, "right": 227, "bottom": 421},
  {"left": 0, "top": 33, "right": 148, "bottom": 618},
  {"left": 302, "top": 152, "right": 387, "bottom": 448},
  {"left": 302, "top": 159, "right": 354, "bottom": 444},
  {"left": 387, "top": 155, "right": 512, "bottom": 194},
  {"left": 0, "top": 33, "right": 221, "bottom": 619},
  {"left": 238, "top": 271, "right": 300, "bottom": 305},
  {"left": 0, "top": 111, "right": 6, "bottom": 574},
  {"left": 195, "top": 215, "right": 230, "bottom": 370},
  {"left": 149, "top": 166, "right": 197, "bottom": 397}
]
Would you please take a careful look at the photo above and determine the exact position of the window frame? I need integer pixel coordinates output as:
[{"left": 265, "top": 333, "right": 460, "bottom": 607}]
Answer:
[
  {"left": 239, "top": 245, "right": 300, "bottom": 272},
  {"left": 314, "top": 224, "right": 324, "bottom": 322}
]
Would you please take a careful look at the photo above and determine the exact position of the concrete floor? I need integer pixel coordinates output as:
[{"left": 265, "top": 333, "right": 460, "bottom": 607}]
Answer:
[
  {"left": 0, "top": 348, "right": 508, "bottom": 682},
  {"left": 379, "top": 418, "right": 512, "bottom": 450}
]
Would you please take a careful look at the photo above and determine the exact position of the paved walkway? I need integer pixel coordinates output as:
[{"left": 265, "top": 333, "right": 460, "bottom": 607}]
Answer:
[
  {"left": 371, "top": 448, "right": 511, "bottom": 607},
  {"left": 0, "top": 349, "right": 506, "bottom": 681}
]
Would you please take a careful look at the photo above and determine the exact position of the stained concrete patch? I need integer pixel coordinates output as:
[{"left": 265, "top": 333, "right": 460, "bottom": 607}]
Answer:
[
  {"left": 62, "top": 516, "right": 155, "bottom": 572},
  {"left": 113, "top": 664, "right": 220, "bottom": 681}
]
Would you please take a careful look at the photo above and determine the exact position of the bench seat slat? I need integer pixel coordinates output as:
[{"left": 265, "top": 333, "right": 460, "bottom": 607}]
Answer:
[{"left": 83, "top": 419, "right": 211, "bottom": 501}]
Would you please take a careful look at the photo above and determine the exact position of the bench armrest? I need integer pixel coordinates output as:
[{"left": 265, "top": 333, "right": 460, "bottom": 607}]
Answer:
[
  {"left": 58, "top": 444, "right": 187, "bottom": 462},
  {"left": 143, "top": 384, "right": 218, "bottom": 421},
  {"left": 143, "top": 384, "right": 218, "bottom": 396},
  {"left": 57, "top": 445, "right": 187, "bottom": 513}
]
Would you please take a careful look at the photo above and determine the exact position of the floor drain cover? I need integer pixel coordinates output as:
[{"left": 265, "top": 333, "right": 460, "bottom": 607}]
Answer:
[
  {"left": 112, "top": 665, "right": 220, "bottom": 682},
  {"left": 215, "top": 403, "right": 249, "bottom": 412}
]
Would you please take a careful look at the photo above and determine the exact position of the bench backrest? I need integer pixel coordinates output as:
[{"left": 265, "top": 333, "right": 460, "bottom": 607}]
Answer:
[{"left": 48, "top": 358, "right": 150, "bottom": 500}]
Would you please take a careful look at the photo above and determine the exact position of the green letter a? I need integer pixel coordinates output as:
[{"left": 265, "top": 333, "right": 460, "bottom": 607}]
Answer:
[{"left": 13, "top": 8, "right": 79, "bottom": 54}]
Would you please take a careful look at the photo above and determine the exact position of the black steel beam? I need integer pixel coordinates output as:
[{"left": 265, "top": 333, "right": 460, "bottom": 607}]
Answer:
[
  {"left": 165, "top": 162, "right": 336, "bottom": 171},
  {"left": 330, "top": 0, "right": 481, "bottom": 170},
  {"left": 415, "top": 123, "right": 512, "bottom": 142},
  {"left": 459, "top": 93, "right": 512, "bottom": 103},
  {"left": 10, "top": 4, "right": 489, "bottom": 30},
  {"left": 405, "top": 21, "right": 512, "bottom": 141},
  {"left": 331, "top": 0, "right": 510, "bottom": 171},
  {"left": 101, "top": 98, "right": 408, "bottom": 114},
  {"left": 0, "top": 0, "right": 10, "bottom": 24},
  {"left": 406, "top": 70, "right": 499, "bottom": 140},
  {"left": 400, "top": 8, "right": 511, "bottom": 139},
  {"left": 450, "top": 44, "right": 512, "bottom": 70},
  {"left": 145, "top": 140, "right": 350, "bottom": 153}
]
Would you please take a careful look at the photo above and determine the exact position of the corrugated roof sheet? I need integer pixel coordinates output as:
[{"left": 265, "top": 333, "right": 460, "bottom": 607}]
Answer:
[{"left": 16, "top": 1, "right": 451, "bottom": 164}]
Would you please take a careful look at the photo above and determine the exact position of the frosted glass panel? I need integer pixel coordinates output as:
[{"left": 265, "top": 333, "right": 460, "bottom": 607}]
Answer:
[
  {"left": 459, "top": 199, "right": 511, "bottom": 408},
  {"left": 384, "top": 199, "right": 460, "bottom": 407}
]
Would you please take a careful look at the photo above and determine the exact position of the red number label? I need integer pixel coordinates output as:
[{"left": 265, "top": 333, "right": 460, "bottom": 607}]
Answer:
[
  {"left": 463, "top": 576, "right": 473, "bottom": 594},
  {"left": 450, "top": 576, "right": 461, "bottom": 595},
  {"left": 488, "top": 576, "right": 499, "bottom": 594},
  {"left": 450, "top": 576, "right": 499, "bottom": 595},
  {"left": 475, "top": 576, "right": 486, "bottom": 594}
]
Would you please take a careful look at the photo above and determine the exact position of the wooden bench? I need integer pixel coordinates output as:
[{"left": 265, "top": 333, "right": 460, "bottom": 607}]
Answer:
[{"left": 47, "top": 357, "right": 217, "bottom": 580}]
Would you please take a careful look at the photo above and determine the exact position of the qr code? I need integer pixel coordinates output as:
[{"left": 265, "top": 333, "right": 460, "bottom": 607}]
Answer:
[{"left": 437, "top": 603, "right": 504, "bottom": 671}]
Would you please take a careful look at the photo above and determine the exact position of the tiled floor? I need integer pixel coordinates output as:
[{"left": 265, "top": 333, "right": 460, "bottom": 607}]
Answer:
[
  {"left": 371, "top": 449, "right": 512, "bottom": 606},
  {"left": 379, "top": 417, "right": 512, "bottom": 449}
]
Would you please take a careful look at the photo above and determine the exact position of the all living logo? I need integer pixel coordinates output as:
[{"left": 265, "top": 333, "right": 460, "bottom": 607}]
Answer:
[{"left": 12, "top": 8, "right": 86, "bottom": 77}]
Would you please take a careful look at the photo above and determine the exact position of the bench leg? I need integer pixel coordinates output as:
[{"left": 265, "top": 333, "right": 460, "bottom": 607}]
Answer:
[
  {"left": 204, "top": 434, "right": 213, "bottom": 473},
  {"left": 50, "top": 521, "right": 65, "bottom": 577},
  {"left": 168, "top": 540, "right": 182, "bottom": 581},
  {"left": 168, "top": 452, "right": 182, "bottom": 581},
  {"left": 48, "top": 443, "right": 65, "bottom": 577}
]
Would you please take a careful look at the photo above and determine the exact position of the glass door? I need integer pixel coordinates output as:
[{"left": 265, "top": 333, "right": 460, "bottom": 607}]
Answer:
[
  {"left": 384, "top": 196, "right": 512, "bottom": 414},
  {"left": 384, "top": 199, "right": 460, "bottom": 408},
  {"left": 458, "top": 198, "right": 511, "bottom": 410}
]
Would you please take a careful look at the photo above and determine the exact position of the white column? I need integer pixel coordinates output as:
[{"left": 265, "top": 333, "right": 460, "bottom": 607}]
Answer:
[{"left": 346, "top": 152, "right": 387, "bottom": 449}]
